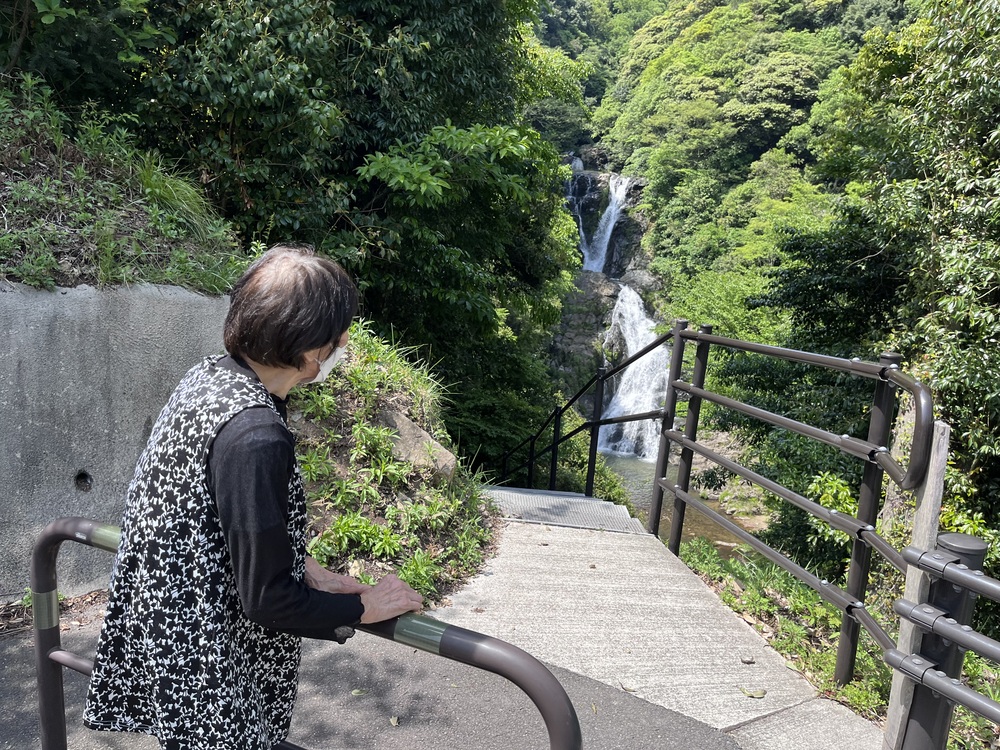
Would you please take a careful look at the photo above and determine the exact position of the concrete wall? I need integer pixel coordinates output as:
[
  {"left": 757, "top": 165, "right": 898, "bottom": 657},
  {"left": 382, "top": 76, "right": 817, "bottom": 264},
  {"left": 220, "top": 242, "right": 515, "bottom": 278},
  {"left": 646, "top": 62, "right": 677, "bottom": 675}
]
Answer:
[{"left": 1, "top": 281, "right": 229, "bottom": 601}]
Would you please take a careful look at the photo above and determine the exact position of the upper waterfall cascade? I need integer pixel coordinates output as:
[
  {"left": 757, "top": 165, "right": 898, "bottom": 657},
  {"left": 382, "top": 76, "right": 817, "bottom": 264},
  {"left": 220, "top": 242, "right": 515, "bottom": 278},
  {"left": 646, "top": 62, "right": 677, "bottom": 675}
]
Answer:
[
  {"left": 580, "top": 173, "right": 633, "bottom": 273},
  {"left": 565, "top": 162, "right": 665, "bottom": 460}
]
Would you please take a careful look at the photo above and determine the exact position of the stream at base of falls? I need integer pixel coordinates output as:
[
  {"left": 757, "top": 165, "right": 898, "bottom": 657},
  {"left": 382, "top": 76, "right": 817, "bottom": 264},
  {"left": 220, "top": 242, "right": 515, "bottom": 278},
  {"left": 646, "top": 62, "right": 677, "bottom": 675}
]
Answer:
[{"left": 601, "top": 453, "right": 761, "bottom": 559}]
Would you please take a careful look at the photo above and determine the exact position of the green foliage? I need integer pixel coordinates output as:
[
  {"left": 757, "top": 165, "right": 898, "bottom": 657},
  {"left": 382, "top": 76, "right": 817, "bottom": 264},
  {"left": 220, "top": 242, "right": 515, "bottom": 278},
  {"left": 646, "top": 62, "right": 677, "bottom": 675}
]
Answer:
[
  {"left": 124, "top": 0, "right": 540, "bottom": 244},
  {"left": 5, "top": 0, "right": 587, "bottom": 472},
  {"left": 2, "top": 0, "right": 171, "bottom": 106},
  {"left": 351, "top": 123, "right": 579, "bottom": 465},
  {"left": 296, "top": 325, "right": 497, "bottom": 601},
  {"left": 0, "top": 73, "right": 242, "bottom": 292},
  {"left": 739, "top": 0, "right": 1000, "bottom": 634},
  {"left": 867, "top": 3, "right": 1000, "bottom": 557},
  {"left": 523, "top": 97, "right": 592, "bottom": 153},
  {"left": 355, "top": 125, "right": 574, "bottom": 327},
  {"left": 398, "top": 550, "right": 442, "bottom": 598},
  {"left": 100, "top": 1, "right": 577, "bottom": 467}
]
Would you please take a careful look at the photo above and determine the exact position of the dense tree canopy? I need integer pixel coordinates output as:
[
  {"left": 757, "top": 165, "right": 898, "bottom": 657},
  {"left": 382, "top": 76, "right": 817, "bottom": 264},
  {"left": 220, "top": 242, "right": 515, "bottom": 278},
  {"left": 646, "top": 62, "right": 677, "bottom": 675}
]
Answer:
[{"left": 2, "top": 0, "right": 589, "bottom": 466}]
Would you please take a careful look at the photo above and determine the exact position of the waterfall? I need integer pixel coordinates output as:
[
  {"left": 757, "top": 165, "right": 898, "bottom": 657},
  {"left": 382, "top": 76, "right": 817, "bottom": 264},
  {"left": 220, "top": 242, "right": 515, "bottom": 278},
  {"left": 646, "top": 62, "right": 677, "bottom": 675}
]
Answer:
[
  {"left": 581, "top": 174, "right": 632, "bottom": 272},
  {"left": 564, "top": 168, "right": 666, "bottom": 461},
  {"left": 598, "top": 287, "right": 669, "bottom": 459}
]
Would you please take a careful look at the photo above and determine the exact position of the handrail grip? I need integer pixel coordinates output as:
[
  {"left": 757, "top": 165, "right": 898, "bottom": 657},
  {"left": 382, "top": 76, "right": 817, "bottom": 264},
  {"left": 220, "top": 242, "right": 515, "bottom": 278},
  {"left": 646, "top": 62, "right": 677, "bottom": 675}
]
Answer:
[
  {"left": 31, "top": 517, "right": 582, "bottom": 750},
  {"left": 884, "top": 367, "right": 934, "bottom": 488},
  {"left": 893, "top": 599, "right": 1000, "bottom": 664}
]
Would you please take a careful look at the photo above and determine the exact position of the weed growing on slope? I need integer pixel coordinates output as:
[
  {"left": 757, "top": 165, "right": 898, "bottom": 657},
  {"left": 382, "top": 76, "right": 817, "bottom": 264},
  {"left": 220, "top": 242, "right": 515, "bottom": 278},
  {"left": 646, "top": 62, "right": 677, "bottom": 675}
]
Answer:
[
  {"left": 292, "top": 321, "right": 497, "bottom": 601},
  {"left": 0, "top": 73, "right": 244, "bottom": 292}
]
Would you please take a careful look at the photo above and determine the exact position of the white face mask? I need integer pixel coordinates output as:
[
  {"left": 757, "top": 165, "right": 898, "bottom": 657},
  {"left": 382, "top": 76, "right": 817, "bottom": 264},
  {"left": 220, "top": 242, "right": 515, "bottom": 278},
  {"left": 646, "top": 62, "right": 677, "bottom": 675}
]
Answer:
[{"left": 307, "top": 346, "right": 346, "bottom": 383}]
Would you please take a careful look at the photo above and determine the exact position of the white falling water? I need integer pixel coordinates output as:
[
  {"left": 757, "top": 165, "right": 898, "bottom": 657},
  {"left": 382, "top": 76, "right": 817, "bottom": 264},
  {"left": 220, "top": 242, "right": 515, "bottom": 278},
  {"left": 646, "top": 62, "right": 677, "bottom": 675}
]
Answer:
[
  {"left": 570, "top": 156, "right": 584, "bottom": 172},
  {"left": 598, "top": 286, "right": 669, "bottom": 460},
  {"left": 581, "top": 174, "right": 632, "bottom": 272},
  {"left": 564, "top": 168, "right": 666, "bottom": 459}
]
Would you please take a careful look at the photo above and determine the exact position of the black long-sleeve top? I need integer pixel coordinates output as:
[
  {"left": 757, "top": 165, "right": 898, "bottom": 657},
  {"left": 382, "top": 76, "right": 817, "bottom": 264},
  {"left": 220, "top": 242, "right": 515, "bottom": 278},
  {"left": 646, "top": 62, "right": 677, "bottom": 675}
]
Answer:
[{"left": 206, "top": 355, "right": 364, "bottom": 638}]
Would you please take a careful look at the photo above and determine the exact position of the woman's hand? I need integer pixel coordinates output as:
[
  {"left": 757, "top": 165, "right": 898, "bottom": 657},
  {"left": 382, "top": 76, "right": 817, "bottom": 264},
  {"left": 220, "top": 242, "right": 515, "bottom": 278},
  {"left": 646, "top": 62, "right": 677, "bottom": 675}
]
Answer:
[
  {"left": 304, "top": 556, "right": 369, "bottom": 595},
  {"left": 359, "top": 574, "right": 423, "bottom": 624},
  {"left": 305, "top": 557, "right": 422, "bottom": 623}
]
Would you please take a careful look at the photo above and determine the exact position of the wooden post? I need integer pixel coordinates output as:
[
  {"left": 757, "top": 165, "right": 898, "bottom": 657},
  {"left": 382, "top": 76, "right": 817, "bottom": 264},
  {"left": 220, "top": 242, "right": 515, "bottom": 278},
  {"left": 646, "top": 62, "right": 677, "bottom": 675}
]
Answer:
[{"left": 883, "top": 420, "right": 951, "bottom": 750}]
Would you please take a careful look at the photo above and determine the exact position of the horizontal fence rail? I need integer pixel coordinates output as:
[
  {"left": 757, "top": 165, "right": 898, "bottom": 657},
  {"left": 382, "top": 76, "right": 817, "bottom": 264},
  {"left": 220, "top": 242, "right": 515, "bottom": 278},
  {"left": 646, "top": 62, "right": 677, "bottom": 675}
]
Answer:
[
  {"left": 31, "top": 517, "right": 581, "bottom": 750},
  {"left": 674, "top": 328, "right": 934, "bottom": 491},
  {"left": 498, "top": 317, "right": 996, "bottom": 749}
]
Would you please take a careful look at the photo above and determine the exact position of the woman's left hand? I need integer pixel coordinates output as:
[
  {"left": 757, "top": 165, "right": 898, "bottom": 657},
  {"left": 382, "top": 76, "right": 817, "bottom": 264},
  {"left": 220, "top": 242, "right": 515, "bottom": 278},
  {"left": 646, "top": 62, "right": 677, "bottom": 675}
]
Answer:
[{"left": 305, "top": 556, "right": 370, "bottom": 595}]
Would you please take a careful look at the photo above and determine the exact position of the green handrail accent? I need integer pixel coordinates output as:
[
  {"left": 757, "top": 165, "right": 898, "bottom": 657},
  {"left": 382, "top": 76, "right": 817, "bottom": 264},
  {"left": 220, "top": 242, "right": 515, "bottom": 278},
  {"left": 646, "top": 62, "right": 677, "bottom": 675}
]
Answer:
[
  {"left": 90, "top": 524, "right": 121, "bottom": 553},
  {"left": 32, "top": 589, "right": 61, "bottom": 630},
  {"left": 393, "top": 612, "right": 448, "bottom": 655}
]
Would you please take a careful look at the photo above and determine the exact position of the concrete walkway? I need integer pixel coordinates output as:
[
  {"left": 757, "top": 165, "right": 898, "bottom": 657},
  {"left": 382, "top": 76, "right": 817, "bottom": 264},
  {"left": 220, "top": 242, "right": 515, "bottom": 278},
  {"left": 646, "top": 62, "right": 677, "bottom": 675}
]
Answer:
[
  {"left": 2, "top": 487, "right": 885, "bottom": 749},
  {"left": 435, "top": 488, "right": 885, "bottom": 750}
]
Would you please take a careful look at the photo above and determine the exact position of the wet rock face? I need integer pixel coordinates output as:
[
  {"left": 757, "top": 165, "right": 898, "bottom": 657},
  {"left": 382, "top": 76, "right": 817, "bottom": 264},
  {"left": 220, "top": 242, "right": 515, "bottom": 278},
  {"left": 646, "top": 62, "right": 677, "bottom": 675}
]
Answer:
[
  {"left": 606, "top": 179, "right": 651, "bottom": 284},
  {"left": 549, "top": 272, "right": 620, "bottom": 411},
  {"left": 567, "top": 171, "right": 608, "bottom": 253}
]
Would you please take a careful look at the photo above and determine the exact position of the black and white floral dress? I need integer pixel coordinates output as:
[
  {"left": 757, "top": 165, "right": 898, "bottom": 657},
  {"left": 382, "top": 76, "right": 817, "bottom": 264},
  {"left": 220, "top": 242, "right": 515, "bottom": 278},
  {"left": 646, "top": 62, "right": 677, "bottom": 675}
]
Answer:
[{"left": 84, "top": 356, "right": 307, "bottom": 749}]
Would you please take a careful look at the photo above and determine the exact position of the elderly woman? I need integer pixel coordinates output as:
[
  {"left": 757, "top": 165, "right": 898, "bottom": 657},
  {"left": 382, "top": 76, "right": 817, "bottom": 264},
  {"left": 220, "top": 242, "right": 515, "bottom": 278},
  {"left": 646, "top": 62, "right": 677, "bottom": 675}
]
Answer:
[{"left": 83, "top": 245, "right": 422, "bottom": 749}]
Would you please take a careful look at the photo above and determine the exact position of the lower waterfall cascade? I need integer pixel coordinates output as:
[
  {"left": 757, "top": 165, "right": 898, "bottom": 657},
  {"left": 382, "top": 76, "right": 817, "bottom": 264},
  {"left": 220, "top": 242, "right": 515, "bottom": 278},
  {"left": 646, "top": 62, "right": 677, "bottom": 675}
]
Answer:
[{"left": 597, "top": 286, "right": 668, "bottom": 459}]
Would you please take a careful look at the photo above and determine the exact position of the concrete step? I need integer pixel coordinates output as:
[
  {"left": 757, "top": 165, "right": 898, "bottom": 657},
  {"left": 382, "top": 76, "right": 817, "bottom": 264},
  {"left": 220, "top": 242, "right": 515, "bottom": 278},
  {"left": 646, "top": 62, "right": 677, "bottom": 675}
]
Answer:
[{"left": 485, "top": 487, "right": 648, "bottom": 534}]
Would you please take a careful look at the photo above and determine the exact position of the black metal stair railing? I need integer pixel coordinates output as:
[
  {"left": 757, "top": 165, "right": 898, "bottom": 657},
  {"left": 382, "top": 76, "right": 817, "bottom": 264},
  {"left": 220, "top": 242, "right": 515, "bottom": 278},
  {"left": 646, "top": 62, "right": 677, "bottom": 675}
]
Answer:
[{"left": 31, "top": 517, "right": 582, "bottom": 750}]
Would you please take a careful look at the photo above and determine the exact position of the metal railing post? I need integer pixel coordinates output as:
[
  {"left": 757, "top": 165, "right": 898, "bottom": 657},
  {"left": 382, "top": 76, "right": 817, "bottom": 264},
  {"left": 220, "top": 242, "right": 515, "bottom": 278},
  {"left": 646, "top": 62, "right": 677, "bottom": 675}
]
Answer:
[
  {"left": 649, "top": 320, "right": 688, "bottom": 535},
  {"left": 585, "top": 368, "right": 606, "bottom": 497},
  {"left": 32, "top": 541, "right": 68, "bottom": 750},
  {"left": 527, "top": 436, "right": 537, "bottom": 489},
  {"left": 31, "top": 518, "right": 120, "bottom": 750},
  {"left": 549, "top": 408, "right": 562, "bottom": 491},
  {"left": 667, "top": 324, "right": 711, "bottom": 555},
  {"left": 835, "top": 352, "right": 900, "bottom": 684},
  {"left": 897, "top": 533, "right": 988, "bottom": 750}
]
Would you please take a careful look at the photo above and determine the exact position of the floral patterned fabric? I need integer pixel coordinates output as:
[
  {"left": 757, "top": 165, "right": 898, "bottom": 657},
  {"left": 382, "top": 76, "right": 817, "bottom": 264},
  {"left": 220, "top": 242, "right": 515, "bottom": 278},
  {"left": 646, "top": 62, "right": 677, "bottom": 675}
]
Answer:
[{"left": 84, "top": 356, "right": 307, "bottom": 749}]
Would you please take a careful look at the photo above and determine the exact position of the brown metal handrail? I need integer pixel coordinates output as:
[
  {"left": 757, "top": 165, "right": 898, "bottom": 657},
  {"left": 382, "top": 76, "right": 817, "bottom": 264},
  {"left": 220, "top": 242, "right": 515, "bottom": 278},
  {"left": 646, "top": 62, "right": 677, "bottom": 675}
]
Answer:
[
  {"left": 31, "top": 517, "right": 581, "bottom": 750},
  {"left": 675, "top": 328, "right": 934, "bottom": 491}
]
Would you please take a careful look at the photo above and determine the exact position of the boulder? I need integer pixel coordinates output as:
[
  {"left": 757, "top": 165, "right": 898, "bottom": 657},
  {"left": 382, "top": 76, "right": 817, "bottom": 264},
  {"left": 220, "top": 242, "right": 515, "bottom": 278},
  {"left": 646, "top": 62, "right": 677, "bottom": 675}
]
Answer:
[{"left": 379, "top": 411, "right": 457, "bottom": 483}]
